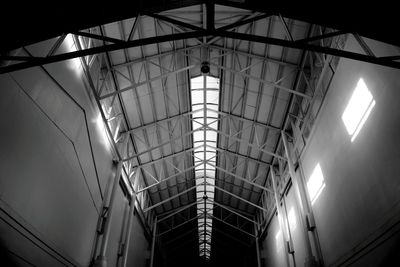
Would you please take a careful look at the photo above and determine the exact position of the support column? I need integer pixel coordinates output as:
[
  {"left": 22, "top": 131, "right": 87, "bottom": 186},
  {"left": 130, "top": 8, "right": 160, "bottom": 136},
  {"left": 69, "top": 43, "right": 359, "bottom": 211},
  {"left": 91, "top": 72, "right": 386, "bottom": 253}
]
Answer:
[
  {"left": 150, "top": 217, "right": 158, "bottom": 267},
  {"left": 270, "top": 167, "right": 291, "bottom": 267},
  {"left": 281, "top": 131, "right": 318, "bottom": 267},
  {"left": 94, "top": 161, "right": 123, "bottom": 267},
  {"left": 121, "top": 196, "right": 136, "bottom": 266},
  {"left": 254, "top": 223, "right": 261, "bottom": 267}
]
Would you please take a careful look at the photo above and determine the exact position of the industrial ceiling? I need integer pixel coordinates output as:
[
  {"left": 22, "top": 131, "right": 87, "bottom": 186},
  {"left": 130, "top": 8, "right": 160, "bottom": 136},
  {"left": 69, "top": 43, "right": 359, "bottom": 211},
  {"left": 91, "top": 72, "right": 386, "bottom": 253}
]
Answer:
[{"left": 1, "top": 0, "right": 399, "bottom": 263}]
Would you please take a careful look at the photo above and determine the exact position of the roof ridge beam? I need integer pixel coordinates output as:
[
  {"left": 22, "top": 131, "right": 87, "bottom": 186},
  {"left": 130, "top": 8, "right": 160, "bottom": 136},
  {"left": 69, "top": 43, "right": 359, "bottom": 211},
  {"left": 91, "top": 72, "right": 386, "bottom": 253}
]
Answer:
[{"left": 144, "top": 12, "right": 204, "bottom": 31}]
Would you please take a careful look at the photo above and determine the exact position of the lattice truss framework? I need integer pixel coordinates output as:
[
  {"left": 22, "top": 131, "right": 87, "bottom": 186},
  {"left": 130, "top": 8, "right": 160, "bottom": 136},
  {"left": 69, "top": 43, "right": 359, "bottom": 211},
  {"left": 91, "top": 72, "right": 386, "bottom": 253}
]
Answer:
[{"left": 2, "top": 1, "right": 398, "bottom": 261}]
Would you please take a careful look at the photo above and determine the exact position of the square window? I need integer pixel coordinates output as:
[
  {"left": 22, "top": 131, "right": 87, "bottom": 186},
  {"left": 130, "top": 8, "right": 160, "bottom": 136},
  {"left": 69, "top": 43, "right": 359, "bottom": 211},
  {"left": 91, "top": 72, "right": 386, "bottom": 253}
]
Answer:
[
  {"left": 342, "top": 78, "right": 375, "bottom": 142},
  {"left": 307, "top": 163, "right": 326, "bottom": 205}
]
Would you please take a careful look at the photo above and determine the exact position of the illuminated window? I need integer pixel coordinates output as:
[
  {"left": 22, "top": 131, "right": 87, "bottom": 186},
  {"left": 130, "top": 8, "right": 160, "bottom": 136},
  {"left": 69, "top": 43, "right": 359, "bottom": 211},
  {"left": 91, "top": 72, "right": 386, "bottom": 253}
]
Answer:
[
  {"left": 191, "top": 75, "right": 220, "bottom": 259},
  {"left": 287, "top": 207, "right": 297, "bottom": 231},
  {"left": 342, "top": 78, "right": 375, "bottom": 142},
  {"left": 275, "top": 230, "right": 282, "bottom": 251},
  {"left": 307, "top": 163, "right": 326, "bottom": 205}
]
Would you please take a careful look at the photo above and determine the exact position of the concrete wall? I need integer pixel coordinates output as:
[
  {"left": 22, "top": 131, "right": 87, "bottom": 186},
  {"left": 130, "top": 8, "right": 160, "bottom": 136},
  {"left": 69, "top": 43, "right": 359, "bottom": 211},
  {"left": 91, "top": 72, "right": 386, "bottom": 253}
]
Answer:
[
  {"left": 260, "top": 36, "right": 400, "bottom": 267},
  {"left": 300, "top": 35, "right": 400, "bottom": 266},
  {"left": 0, "top": 37, "right": 150, "bottom": 266}
]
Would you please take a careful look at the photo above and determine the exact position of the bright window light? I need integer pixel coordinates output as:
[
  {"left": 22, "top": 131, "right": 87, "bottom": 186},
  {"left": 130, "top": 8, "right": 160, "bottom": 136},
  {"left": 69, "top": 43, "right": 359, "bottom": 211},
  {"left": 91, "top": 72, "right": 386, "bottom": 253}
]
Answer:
[
  {"left": 288, "top": 207, "right": 297, "bottom": 231},
  {"left": 191, "top": 75, "right": 220, "bottom": 259},
  {"left": 307, "top": 163, "right": 326, "bottom": 205},
  {"left": 275, "top": 230, "right": 282, "bottom": 251},
  {"left": 342, "top": 78, "right": 375, "bottom": 142}
]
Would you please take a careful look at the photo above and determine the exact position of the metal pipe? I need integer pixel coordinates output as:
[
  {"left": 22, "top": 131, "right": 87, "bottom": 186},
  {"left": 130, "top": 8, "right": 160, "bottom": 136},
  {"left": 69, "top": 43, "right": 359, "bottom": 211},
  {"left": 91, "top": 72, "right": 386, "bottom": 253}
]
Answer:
[
  {"left": 94, "top": 161, "right": 123, "bottom": 266},
  {"left": 149, "top": 217, "right": 158, "bottom": 267},
  {"left": 254, "top": 223, "right": 261, "bottom": 267},
  {"left": 121, "top": 191, "right": 136, "bottom": 267}
]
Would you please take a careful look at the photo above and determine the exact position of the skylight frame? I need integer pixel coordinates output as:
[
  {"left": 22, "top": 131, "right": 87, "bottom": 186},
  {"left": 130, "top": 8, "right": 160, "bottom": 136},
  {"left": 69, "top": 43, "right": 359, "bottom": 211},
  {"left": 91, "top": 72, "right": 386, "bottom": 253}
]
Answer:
[{"left": 190, "top": 75, "right": 220, "bottom": 260}]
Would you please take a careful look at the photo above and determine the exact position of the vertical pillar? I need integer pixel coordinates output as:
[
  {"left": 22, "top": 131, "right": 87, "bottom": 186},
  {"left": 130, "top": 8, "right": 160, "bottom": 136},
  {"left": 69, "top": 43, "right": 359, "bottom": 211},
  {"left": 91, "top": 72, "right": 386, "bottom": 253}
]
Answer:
[
  {"left": 270, "top": 167, "right": 291, "bottom": 267},
  {"left": 121, "top": 169, "right": 140, "bottom": 267},
  {"left": 254, "top": 223, "right": 261, "bottom": 267},
  {"left": 121, "top": 198, "right": 135, "bottom": 266},
  {"left": 150, "top": 217, "right": 158, "bottom": 267},
  {"left": 281, "top": 131, "right": 317, "bottom": 267},
  {"left": 94, "top": 161, "right": 123, "bottom": 267}
]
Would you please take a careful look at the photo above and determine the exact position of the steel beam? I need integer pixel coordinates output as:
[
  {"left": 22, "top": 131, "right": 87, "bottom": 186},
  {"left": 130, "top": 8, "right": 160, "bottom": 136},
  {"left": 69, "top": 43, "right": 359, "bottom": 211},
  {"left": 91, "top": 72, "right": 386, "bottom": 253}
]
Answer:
[
  {"left": 93, "top": 161, "right": 123, "bottom": 266},
  {"left": 0, "top": 30, "right": 208, "bottom": 74},
  {"left": 217, "top": 13, "right": 271, "bottom": 31},
  {"left": 74, "top": 30, "right": 126, "bottom": 44},
  {"left": 123, "top": 128, "right": 201, "bottom": 162},
  {"left": 296, "top": 30, "right": 347, "bottom": 43},
  {"left": 207, "top": 162, "right": 273, "bottom": 193},
  {"left": 209, "top": 62, "right": 311, "bottom": 99},
  {"left": 208, "top": 44, "right": 298, "bottom": 68},
  {"left": 158, "top": 201, "right": 198, "bottom": 223},
  {"left": 205, "top": 214, "right": 255, "bottom": 238},
  {"left": 143, "top": 184, "right": 199, "bottom": 212},
  {"left": 212, "top": 225, "right": 250, "bottom": 247},
  {"left": 99, "top": 64, "right": 196, "bottom": 99},
  {"left": 4, "top": 28, "right": 399, "bottom": 74},
  {"left": 158, "top": 213, "right": 202, "bottom": 236},
  {"left": 144, "top": 12, "right": 204, "bottom": 31},
  {"left": 212, "top": 200, "right": 259, "bottom": 225},
  {"left": 121, "top": 191, "right": 136, "bottom": 267},
  {"left": 137, "top": 145, "right": 200, "bottom": 169},
  {"left": 213, "top": 30, "right": 400, "bottom": 69},
  {"left": 213, "top": 184, "right": 268, "bottom": 212},
  {"left": 208, "top": 127, "right": 286, "bottom": 160},
  {"left": 109, "top": 45, "right": 202, "bottom": 70},
  {"left": 255, "top": 222, "right": 261, "bottom": 267},
  {"left": 123, "top": 109, "right": 199, "bottom": 135},
  {"left": 149, "top": 217, "right": 157, "bottom": 267},
  {"left": 215, "top": 109, "right": 281, "bottom": 131},
  {"left": 137, "top": 161, "right": 203, "bottom": 194},
  {"left": 211, "top": 145, "right": 270, "bottom": 167}
]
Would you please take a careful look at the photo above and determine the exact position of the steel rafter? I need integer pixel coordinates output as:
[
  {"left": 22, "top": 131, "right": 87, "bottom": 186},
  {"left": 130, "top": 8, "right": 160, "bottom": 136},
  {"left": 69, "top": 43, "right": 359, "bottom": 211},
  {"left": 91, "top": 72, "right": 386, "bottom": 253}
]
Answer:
[
  {"left": 144, "top": 184, "right": 199, "bottom": 213},
  {"left": 0, "top": 30, "right": 209, "bottom": 74},
  {"left": 205, "top": 214, "right": 255, "bottom": 238},
  {"left": 213, "top": 184, "right": 268, "bottom": 212},
  {"left": 208, "top": 127, "right": 286, "bottom": 160},
  {"left": 99, "top": 64, "right": 196, "bottom": 99}
]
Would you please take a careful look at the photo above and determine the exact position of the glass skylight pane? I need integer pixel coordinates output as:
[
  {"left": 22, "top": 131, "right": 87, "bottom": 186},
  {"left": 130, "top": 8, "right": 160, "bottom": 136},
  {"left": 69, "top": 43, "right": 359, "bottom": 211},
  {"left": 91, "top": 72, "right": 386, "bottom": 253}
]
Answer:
[
  {"left": 191, "top": 75, "right": 219, "bottom": 259},
  {"left": 206, "top": 131, "right": 217, "bottom": 141},
  {"left": 307, "top": 163, "right": 326, "bottom": 205},
  {"left": 193, "top": 121, "right": 202, "bottom": 130},
  {"left": 191, "top": 90, "right": 203, "bottom": 104},
  {"left": 342, "top": 78, "right": 375, "bottom": 142},
  {"left": 193, "top": 131, "right": 203, "bottom": 142},
  {"left": 192, "top": 104, "right": 203, "bottom": 111},
  {"left": 191, "top": 76, "right": 204, "bottom": 89},
  {"left": 207, "top": 91, "right": 219, "bottom": 104},
  {"left": 207, "top": 76, "right": 219, "bottom": 89}
]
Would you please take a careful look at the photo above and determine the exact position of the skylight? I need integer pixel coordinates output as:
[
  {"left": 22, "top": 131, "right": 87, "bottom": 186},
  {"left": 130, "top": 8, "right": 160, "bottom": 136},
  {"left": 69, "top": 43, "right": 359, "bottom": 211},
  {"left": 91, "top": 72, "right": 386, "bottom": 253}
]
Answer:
[
  {"left": 307, "top": 163, "right": 326, "bottom": 205},
  {"left": 342, "top": 78, "right": 375, "bottom": 142},
  {"left": 190, "top": 75, "right": 220, "bottom": 260}
]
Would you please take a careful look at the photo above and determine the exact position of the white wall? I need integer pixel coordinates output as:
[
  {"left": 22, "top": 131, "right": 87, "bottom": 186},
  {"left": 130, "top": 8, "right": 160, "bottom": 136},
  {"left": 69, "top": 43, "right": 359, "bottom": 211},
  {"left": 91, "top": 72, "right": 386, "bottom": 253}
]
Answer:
[
  {"left": 259, "top": 36, "right": 400, "bottom": 267},
  {"left": 300, "top": 36, "right": 400, "bottom": 266},
  {"left": 0, "top": 37, "right": 150, "bottom": 266}
]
